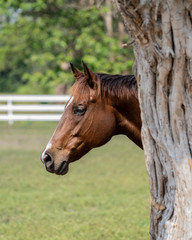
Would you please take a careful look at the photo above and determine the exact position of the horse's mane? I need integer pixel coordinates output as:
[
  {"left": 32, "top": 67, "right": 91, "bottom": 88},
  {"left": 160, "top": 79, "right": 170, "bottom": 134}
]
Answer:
[
  {"left": 97, "top": 73, "right": 138, "bottom": 99},
  {"left": 71, "top": 73, "right": 138, "bottom": 102}
]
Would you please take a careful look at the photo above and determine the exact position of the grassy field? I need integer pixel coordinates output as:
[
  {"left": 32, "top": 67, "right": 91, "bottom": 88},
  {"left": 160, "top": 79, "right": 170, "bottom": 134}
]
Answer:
[{"left": 0, "top": 122, "right": 150, "bottom": 240}]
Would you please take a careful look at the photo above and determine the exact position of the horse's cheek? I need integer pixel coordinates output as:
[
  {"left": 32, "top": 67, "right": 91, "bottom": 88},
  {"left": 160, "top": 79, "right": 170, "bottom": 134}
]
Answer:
[{"left": 92, "top": 112, "right": 116, "bottom": 146}]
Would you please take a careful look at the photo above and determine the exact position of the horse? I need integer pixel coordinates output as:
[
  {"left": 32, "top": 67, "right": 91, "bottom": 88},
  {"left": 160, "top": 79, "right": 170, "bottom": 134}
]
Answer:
[{"left": 41, "top": 61, "right": 142, "bottom": 175}]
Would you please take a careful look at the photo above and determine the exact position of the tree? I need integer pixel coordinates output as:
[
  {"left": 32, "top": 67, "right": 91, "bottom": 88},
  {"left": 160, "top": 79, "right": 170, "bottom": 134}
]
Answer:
[{"left": 114, "top": 0, "right": 192, "bottom": 239}]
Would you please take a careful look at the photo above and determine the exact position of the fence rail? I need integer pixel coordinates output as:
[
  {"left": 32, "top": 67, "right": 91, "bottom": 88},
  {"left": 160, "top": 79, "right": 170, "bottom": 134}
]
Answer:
[{"left": 0, "top": 95, "right": 71, "bottom": 125}]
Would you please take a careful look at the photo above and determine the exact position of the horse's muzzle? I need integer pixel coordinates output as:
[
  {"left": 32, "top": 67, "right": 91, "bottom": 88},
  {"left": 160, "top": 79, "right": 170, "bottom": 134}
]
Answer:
[{"left": 41, "top": 152, "right": 69, "bottom": 175}]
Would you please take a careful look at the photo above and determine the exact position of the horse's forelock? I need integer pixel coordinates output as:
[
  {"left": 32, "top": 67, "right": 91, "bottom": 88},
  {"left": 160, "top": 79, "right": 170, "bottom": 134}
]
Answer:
[
  {"left": 71, "top": 78, "right": 91, "bottom": 102},
  {"left": 70, "top": 72, "right": 102, "bottom": 102}
]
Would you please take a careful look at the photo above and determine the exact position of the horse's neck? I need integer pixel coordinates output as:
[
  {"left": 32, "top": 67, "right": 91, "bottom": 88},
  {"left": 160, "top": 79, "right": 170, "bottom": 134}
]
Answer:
[
  {"left": 98, "top": 73, "right": 142, "bottom": 148},
  {"left": 105, "top": 79, "right": 142, "bottom": 149},
  {"left": 113, "top": 94, "right": 142, "bottom": 149}
]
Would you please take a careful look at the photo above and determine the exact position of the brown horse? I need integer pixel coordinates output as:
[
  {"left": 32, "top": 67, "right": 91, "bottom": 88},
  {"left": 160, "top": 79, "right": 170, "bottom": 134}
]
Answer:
[{"left": 41, "top": 62, "right": 142, "bottom": 175}]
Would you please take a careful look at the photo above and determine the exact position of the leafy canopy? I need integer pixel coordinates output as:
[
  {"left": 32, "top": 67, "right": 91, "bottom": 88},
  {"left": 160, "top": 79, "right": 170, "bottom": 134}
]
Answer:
[{"left": 0, "top": 0, "right": 134, "bottom": 94}]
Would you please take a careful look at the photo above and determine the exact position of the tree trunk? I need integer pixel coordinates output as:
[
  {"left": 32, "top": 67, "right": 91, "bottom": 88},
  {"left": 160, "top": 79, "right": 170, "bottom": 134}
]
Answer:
[
  {"left": 114, "top": 0, "right": 192, "bottom": 239},
  {"left": 103, "top": 0, "right": 113, "bottom": 37},
  {"left": 118, "top": 21, "right": 125, "bottom": 40}
]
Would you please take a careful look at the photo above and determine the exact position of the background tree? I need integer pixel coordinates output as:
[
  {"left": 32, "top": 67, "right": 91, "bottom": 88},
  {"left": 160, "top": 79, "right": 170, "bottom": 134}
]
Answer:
[
  {"left": 114, "top": 0, "right": 192, "bottom": 239},
  {"left": 0, "top": 0, "right": 134, "bottom": 94}
]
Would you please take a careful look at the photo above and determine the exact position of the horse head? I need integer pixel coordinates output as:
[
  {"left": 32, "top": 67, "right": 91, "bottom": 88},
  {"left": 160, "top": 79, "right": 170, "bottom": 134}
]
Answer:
[{"left": 41, "top": 62, "right": 117, "bottom": 175}]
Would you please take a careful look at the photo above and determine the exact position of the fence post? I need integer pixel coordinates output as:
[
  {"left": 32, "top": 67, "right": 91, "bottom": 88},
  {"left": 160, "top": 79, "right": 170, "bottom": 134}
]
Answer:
[{"left": 8, "top": 99, "right": 13, "bottom": 125}]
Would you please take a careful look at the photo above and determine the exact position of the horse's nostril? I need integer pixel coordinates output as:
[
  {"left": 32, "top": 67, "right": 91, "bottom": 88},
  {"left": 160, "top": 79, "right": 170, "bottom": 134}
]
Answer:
[{"left": 42, "top": 152, "right": 54, "bottom": 170}]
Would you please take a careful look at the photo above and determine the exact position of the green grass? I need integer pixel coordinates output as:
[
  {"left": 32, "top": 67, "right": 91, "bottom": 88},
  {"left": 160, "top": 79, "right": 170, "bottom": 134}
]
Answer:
[{"left": 0, "top": 122, "right": 150, "bottom": 240}]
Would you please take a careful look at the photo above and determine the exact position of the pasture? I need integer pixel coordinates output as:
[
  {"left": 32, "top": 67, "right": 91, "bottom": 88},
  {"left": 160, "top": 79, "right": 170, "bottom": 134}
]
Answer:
[{"left": 0, "top": 122, "right": 149, "bottom": 240}]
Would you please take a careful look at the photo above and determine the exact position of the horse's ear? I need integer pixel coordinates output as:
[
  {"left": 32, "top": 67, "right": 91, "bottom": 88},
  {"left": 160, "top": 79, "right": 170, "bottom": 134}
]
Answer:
[
  {"left": 70, "top": 63, "right": 83, "bottom": 80},
  {"left": 82, "top": 61, "right": 97, "bottom": 89}
]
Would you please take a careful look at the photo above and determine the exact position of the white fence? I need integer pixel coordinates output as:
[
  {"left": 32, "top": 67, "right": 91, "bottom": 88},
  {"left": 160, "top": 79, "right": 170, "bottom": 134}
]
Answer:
[{"left": 0, "top": 95, "right": 71, "bottom": 125}]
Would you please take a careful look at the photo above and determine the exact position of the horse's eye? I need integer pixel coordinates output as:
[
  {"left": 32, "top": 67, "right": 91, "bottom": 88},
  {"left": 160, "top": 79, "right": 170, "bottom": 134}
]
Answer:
[{"left": 73, "top": 105, "right": 87, "bottom": 116}]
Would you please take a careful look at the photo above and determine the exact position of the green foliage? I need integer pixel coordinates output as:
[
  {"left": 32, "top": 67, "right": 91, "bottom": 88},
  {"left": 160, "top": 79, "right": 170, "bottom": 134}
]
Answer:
[
  {"left": 0, "top": 1, "right": 134, "bottom": 94},
  {"left": 0, "top": 122, "right": 149, "bottom": 240}
]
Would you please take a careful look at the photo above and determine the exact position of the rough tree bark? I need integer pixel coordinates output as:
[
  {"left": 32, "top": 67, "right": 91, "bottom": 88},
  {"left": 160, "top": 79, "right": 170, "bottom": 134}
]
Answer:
[{"left": 114, "top": 0, "right": 192, "bottom": 239}]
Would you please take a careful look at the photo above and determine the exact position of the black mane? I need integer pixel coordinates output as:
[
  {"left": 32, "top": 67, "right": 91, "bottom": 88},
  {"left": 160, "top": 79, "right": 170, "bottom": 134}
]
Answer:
[{"left": 96, "top": 73, "right": 138, "bottom": 99}]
